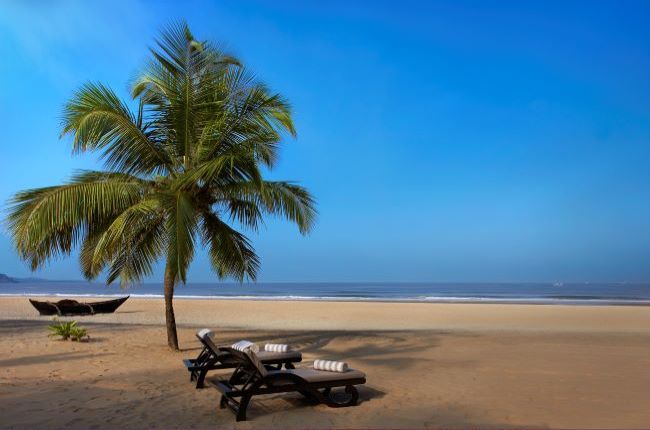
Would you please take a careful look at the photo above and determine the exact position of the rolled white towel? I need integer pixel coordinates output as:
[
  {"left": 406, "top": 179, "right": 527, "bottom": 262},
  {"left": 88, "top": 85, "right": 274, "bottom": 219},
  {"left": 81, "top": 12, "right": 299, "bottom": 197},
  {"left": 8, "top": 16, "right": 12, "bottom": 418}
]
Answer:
[
  {"left": 197, "top": 328, "right": 212, "bottom": 340},
  {"left": 231, "top": 340, "right": 259, "bottom": 353},
  {"left": 313, "top": 359, "right": 349, "bottom": 373},
  {"left": 264, "top": 343, "right": 290, "bottom": 353}
]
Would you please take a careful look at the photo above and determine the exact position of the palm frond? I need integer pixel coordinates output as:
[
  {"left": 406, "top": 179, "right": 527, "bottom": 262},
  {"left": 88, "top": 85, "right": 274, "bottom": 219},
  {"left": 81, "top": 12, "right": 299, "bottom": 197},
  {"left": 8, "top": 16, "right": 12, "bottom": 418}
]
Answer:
[
  {"left": 80, "top": 199, "right": 165, "bottom": 285},
  {"left": 173, "top": 149, "right": 263, "bottom": 192},
  {"left": 195, "top": 68, "right": 294, "bottom": 165},
  {"left": 7, "top": 171, "right": 149, "bottom": 269},
  {"left": 201, "top": 210, "right": 259, "bottom": 281},
  {"left": 61, "top": 82, "right": 173, "bottom": 175},
  {"left": 217, "top": 181, "right": 316, "bottom": 234},
  {"left": 258, "top": 182, "right": 316, "bottom": 234},
  {"left": 163, "top": 191, "right": 198, "bottom": 283}
]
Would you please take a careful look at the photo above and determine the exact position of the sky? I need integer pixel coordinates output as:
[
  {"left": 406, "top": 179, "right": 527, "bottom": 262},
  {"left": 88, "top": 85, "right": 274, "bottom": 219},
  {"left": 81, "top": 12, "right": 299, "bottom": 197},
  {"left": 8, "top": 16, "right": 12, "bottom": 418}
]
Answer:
[{"left": 0, "top": 0, "right": 649, "bottom": 283}]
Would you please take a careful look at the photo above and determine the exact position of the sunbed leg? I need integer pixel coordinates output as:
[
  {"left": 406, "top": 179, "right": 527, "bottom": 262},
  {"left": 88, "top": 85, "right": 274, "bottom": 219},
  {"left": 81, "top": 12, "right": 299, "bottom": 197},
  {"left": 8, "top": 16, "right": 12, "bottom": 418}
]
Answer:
[
  {"left": 284, "top": 362, "right": 295, "bottom": 369},
  {"left": 196, "top": 369, "right": 208, "bottom": 389},
  {"left": 236, "top": 395, "right": 251, "bottom": 422},
  {"left": 219, "top": 395, "right": 227, "bottom": 409}
]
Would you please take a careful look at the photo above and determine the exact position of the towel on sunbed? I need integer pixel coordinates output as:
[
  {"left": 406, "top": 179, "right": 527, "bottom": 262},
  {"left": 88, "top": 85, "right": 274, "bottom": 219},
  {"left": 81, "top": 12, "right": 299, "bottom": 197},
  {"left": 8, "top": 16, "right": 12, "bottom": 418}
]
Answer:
[
  {"left": 313, "top": 359, "right": 348, "bottom": 372},
  {"left": 231, "top": 340, "right": 259, "bottom": 353},
  {"left": 264, "top": 343, "right": 290, "bottom": 353},
  {"left": 197, "top": 328, "right": 212, "bottom": 340}
]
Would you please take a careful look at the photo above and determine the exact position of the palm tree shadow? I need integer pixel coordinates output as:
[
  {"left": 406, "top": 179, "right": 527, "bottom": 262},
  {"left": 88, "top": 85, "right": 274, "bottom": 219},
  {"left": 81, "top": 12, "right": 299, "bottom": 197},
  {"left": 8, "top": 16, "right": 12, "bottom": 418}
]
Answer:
[
  {"left": 182, "top": 328, "right": 470, "bottom": 373},
  {"left": 0, "top": 351, "right": 113, "bottom": 367}
]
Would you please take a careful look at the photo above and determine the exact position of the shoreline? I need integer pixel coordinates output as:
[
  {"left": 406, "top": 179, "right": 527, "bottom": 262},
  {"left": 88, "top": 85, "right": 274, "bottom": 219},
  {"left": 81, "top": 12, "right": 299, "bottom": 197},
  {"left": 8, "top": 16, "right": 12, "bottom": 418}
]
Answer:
[{"left": 3, "top": 293, "right": 650, "bottom": 307}]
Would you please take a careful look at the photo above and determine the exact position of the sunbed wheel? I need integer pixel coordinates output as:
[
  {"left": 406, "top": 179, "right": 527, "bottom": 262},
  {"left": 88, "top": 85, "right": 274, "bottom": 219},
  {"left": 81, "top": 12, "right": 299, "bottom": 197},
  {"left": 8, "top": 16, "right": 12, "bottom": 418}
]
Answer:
[{"left": 323, "top": 385, "right": 359, "bottom": 407}]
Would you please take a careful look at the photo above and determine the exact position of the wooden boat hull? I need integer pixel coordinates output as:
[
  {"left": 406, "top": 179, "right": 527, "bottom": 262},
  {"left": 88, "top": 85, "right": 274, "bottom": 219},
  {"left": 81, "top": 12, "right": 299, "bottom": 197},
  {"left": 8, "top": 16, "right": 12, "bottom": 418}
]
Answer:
[{"left": 29, "top": 296, "right": 130, "bottom": 316}]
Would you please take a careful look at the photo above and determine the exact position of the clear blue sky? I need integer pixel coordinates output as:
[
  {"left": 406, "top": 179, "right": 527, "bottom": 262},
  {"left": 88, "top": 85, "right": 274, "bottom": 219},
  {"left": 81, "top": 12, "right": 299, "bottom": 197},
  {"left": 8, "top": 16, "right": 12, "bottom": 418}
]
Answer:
[{"left": 1, "top": 0, "right": 649, "bottom": 283}]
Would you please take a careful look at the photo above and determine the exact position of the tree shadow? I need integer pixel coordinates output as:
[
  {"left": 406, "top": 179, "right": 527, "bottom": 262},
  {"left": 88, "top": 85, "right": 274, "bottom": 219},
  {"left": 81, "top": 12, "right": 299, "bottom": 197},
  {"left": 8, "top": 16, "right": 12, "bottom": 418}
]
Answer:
[
  {"left": 0, "top": 319, "right": 153, "bottom": 334},
  {"left": 185, "top": 328, "right": 474, "bottom": 371},
  {"left": 0, "top": 351, "right": 113, "bottom": 367},
  {"left": 0, "top": 319, "right": 50, "bottom": 334}
]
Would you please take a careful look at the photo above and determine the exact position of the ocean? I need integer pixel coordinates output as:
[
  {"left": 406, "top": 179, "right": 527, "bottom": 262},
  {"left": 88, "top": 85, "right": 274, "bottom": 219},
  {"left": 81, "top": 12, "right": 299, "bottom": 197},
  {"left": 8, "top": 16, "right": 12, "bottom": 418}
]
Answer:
[{"left": 1, "top": 281, "right": 650, "bottom": 305}]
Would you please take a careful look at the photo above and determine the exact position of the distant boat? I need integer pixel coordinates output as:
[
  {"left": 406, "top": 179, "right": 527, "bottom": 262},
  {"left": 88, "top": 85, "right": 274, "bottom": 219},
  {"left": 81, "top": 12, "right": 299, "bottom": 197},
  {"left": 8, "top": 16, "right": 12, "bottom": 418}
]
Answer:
[{"left": 29, "top": 296, "right": 129, "bottom": 316}]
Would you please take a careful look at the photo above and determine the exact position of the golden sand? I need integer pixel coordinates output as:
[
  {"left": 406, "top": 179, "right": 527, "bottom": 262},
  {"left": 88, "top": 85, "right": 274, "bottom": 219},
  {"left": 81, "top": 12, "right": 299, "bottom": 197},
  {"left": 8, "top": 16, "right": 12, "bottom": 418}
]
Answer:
[{"left": 1, "top": 297, "right": 649, "bottom": 428}]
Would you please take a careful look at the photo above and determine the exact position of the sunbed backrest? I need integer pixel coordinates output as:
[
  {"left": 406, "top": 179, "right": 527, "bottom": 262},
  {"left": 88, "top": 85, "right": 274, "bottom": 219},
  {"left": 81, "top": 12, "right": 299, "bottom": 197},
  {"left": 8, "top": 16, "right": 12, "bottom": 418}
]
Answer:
[
  {"left": 198, "top": 333, "right": 225, "bottom": 358},
  {"left": 245, "top": 350, "right": 268, "bottom": 378},
  {"left": 222, "top": 347, "right": 268, "bottom": 378}
]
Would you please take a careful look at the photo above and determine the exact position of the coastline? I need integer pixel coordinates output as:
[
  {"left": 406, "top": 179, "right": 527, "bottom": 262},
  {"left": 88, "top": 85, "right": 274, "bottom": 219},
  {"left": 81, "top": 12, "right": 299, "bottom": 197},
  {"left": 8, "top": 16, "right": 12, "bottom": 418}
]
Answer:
[
  {"left": 2, "top": 292, "right": 650, "bottom": 307},
  {"left": 2, "top": 297, "right": 650, "bottom": 428},
  {"left": 3, "top": 281, "right": 649, "bottom": 306}
]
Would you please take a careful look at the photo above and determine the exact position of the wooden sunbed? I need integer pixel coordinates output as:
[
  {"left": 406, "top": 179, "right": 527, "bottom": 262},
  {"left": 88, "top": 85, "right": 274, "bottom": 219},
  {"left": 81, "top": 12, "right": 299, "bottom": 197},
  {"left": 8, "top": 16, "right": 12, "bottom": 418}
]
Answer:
[
  {"left": 182, "top": 330, "right": 302, "bottom": 388},
  {"left": 209, "top": 347, "right": 366, "bottom": 421}
]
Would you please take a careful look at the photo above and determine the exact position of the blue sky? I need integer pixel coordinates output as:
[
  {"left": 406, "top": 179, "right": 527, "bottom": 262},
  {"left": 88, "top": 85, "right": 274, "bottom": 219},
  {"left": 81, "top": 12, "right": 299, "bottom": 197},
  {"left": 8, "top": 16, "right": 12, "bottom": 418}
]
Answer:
[{"left": 1, "top": 0, "right": 649, "bottom": 283}]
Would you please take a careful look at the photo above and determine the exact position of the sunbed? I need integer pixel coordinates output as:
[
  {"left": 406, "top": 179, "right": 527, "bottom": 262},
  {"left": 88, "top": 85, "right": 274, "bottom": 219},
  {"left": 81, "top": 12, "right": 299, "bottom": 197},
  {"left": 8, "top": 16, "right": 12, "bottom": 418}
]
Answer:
[
  {"left": 210, "top": 347, "right": 366, "bottom": 421},
  {"left": 182, "top": 329, "right": 302, "bottom": 388}
]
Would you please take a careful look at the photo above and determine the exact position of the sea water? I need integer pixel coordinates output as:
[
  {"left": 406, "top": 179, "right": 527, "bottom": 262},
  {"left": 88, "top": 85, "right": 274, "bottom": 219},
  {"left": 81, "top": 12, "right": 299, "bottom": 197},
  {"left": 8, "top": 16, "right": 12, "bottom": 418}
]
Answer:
[{"left": 2, "top": 281, "right": 650, "bottom": 305}]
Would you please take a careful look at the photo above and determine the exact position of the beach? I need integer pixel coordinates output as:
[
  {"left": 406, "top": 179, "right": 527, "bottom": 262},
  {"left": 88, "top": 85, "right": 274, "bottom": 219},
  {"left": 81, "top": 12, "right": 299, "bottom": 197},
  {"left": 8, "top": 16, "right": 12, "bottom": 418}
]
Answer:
[{"left": 1, "top": 297, "right": 649, "bottom": 429}]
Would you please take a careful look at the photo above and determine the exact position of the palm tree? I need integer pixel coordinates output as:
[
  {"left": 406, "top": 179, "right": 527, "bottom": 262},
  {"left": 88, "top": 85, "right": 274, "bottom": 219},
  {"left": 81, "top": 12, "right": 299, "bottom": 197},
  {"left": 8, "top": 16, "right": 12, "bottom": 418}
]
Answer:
[{"left": 6, "top": 22, "right": 316, "bottom": 350}]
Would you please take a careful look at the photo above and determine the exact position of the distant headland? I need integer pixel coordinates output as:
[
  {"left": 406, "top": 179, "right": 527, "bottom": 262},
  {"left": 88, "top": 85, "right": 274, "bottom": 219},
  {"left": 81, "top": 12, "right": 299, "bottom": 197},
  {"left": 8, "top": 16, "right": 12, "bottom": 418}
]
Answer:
[
  {"left": 0, "top": 273, "right": 17, "bottom": 283},
  {"left": 0, "top": 273, "right": 50, "bottom": 283}
]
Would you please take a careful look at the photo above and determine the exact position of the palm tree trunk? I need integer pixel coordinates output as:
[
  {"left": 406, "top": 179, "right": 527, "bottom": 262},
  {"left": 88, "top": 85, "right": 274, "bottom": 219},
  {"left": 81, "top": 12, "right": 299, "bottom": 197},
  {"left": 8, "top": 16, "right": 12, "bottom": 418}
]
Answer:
[{"left": 164, "top": 263, "right": 179, "bottom": 350}]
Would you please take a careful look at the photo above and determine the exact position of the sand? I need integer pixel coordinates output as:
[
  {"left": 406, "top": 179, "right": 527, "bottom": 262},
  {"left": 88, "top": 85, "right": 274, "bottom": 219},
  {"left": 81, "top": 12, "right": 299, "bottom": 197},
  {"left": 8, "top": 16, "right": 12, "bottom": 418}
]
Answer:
[{"left": 1, "top": 297, "right": 649, "bottom": 429}]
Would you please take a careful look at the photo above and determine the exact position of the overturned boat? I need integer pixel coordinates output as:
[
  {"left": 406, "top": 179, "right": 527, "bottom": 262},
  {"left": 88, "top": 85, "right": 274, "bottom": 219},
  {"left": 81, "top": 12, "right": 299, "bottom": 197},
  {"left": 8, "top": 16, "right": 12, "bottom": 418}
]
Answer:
[{"left": 29, "top": 296, "right": 129, "bottom": 316}]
